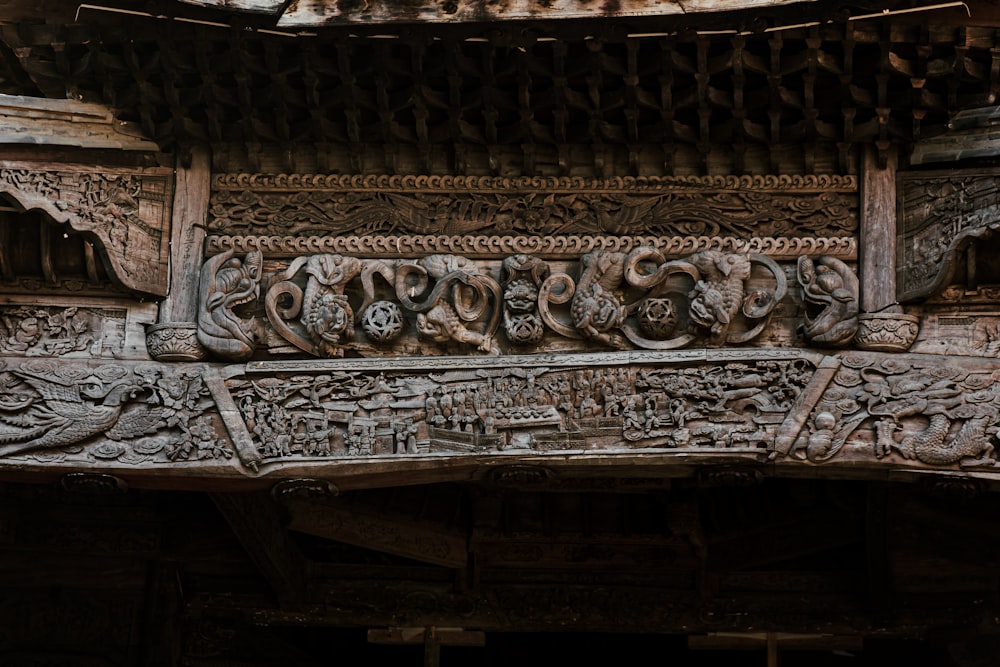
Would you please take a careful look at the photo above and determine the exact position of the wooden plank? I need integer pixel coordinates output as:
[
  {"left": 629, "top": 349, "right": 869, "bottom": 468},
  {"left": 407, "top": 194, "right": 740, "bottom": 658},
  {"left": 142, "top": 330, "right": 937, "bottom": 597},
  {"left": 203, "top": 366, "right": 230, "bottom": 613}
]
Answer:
[
  {"left": 159, "top": 145, "right": 210, "bottom": 324},
  {"left": 860, "top": 144, "right": 900, "bottom": 313}
]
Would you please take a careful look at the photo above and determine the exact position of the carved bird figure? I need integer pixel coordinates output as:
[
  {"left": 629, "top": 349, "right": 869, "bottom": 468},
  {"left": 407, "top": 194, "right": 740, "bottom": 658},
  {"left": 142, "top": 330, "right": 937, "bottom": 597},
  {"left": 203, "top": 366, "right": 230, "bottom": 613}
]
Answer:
[{"left": 0, "top": 372, "right": 144, "bottom": 456}]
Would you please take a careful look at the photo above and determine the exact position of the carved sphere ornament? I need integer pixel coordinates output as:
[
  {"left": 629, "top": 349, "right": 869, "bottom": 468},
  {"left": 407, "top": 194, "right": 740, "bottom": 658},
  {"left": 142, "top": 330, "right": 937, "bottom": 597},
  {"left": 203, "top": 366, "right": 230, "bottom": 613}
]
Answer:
[
  {"left": 636, "top": 297, "right": 679, "bottom": 339},
  {"left": 361, "top": 301, "right": 405, "bottom": 343}
]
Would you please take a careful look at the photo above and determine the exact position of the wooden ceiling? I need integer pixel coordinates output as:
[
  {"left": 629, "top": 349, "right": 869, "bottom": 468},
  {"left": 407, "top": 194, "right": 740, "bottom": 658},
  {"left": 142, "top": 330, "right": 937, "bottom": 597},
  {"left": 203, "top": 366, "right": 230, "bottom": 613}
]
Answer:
[
  {"left": 0, "top": 1, "right": 993, "bottom": 174},
  {"left": 0, "top": 476, "right": 996, "bottom": 665}
]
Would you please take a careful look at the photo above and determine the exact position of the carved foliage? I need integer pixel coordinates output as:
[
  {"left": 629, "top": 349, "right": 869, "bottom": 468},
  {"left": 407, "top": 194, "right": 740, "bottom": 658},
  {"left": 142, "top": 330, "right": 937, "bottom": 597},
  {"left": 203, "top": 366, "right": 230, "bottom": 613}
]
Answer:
[
  {"left": 0, "top": 163, "right": 172, "bottom": 296},
  {"left": 209, "top": 174, "right": 858, "bottom": 238},
  {"left": 0, "top": 359, "right": 232, "bottom": 464},
  {"left": 0, "top": 306, "right": 123, "bottom": 357},
  {"left": 228, "top": 356, "right": 816, "bottom": 462}
]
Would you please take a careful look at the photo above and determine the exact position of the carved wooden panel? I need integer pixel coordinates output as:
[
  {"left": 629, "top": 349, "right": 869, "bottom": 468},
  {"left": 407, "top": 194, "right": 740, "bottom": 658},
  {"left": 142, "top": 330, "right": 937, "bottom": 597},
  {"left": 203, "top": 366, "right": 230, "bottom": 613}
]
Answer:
[
  {"left": 897, "top": 169, "right": 1000, "bottom": 302},
  {"left": 0, "top": 162, "right": 172, "bottom": 296},
  {"left": 208, "top": 174, "right": 858, "bottom": 238}
]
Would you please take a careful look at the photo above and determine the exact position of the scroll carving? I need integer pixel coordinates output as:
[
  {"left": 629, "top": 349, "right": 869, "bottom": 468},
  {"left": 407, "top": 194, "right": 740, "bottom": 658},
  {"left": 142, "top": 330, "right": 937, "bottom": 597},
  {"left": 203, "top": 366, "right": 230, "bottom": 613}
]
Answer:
[
  {"left": 209, "top": 174, "right": 858, "bottom": 238},
  {"left": 0, "top": 359, "right": 232, "bottom": 464},
  {"left": 207, "top": 234, "right": 859, "bottom": 261},
  {"left": 0, "top": 162, "right": 172, "bottom": 296},
  {"left": 198, "top": 248, "right": 799, "bottom": 361}
]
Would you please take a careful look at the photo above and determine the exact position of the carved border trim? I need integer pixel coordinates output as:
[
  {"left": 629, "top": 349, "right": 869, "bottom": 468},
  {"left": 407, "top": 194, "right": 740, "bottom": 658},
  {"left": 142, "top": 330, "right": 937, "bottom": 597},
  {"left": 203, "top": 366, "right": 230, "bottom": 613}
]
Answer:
[
  {"left": 207, "top": 235, "right": 858, "bottom": 260},
  {"left": 212, "top": 174, "right": 858, "bottom": 191},
  {"left": 237, "top": 347, "right": 826, "bottom": 375}
]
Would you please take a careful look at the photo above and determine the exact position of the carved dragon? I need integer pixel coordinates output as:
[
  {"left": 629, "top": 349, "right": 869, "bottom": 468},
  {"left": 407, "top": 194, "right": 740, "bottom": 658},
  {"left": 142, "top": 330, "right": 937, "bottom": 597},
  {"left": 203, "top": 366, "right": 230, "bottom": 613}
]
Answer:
[
  {"left": 197, "top": 250, "right": 263, "bottom": 362},
  {"left": 797, "top": 255, "right": 859, "bottom": 347}
]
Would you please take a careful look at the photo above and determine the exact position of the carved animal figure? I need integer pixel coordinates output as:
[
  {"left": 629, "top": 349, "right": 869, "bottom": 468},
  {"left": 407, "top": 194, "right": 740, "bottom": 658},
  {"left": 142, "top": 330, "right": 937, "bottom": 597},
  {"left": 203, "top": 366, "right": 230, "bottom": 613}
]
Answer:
[
  {"left": 686, "top": 251, "right": 752, "bottom": 343},
  {"left": 300, "top": 254, "right": 364, "bottom": 356},
  {"left": 197, "top": 250, "right": 263, "bottom": 361},
  {"left": 396, "top": 254, "right": 501, "bottom": 354},
  {"left": 570, "top": 251, "right": 628, "bottom": 348},
  {"left": 0, "top": 373, "right": 144, "bottom": 456},
  {"left": 871, "top": 395, "right": 997, "bottom": 466},
  {"left": 797, "top": 255, "right": 859, "bottom": 347}
]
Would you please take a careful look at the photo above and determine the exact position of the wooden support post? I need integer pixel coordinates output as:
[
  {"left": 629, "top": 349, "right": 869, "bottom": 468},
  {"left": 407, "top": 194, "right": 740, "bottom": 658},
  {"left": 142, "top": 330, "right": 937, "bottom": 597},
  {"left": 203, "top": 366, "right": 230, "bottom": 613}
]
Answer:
[
  {"left": 859, "top": 144, "right": 901, "bottom": 314},
  {"left": 159, "top": 144, "right": 211, "bottom": 324},
  {"left": 211, "top": 491, "right": 308, "bottom": 608},
  {"left": 369, "top": 627, "right": 486, "bottom": 667}
]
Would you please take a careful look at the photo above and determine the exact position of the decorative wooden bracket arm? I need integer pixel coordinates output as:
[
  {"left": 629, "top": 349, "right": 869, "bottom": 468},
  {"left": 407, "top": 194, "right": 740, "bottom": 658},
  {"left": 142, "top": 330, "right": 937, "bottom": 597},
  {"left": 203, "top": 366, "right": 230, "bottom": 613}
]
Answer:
[
  {"left": 0, "top": 161, "right": 173, "bottom": 296},
  {"left": 896, "top": 169, "right": 1000, "bottom": 303}
]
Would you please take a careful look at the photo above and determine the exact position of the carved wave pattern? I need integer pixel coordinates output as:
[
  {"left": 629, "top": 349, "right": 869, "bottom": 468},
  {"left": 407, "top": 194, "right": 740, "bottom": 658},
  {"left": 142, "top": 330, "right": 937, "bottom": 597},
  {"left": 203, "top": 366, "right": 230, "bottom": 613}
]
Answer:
[
  {"left": 207, "top": 235, "right": 858, "bottom": 260},
  {"left": 209, "top": 174, "right": 858, "bottom": 238}
]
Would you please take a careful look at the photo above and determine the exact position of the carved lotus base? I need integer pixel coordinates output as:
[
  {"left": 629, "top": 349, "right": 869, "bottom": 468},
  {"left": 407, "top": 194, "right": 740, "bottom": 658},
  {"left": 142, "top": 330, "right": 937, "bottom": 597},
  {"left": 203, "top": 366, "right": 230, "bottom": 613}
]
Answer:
[
  {"left": 146, "top": 323, "right": 207, "bottom": 361},
  {"left": 854, "top": 313, "right": 920, "bottom": 352}
]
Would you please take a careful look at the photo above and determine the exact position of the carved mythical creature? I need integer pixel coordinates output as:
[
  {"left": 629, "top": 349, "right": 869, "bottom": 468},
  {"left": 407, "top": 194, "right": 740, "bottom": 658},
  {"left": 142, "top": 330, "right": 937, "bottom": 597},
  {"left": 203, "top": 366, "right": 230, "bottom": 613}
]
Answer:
[
  {"left": 797, "top": 256, "right": 859, "bottom": 347},
  {"left": 872, "top": 400, "right": 997, "bottom": 467},
  {"left": 197, "top": 250, "right": 262, "bottom": 361},
  {"left": 501, "top": 254, "right": 549, "bottom": 345},
  {"left": 300, "top": 254, "right": 364, "bottom": 357},
  {"left": 0, "top": 371, "right": 145, "bottom": 456},
  {"left": 568, "top": 251, "right": 628, "bottom": 348},
  {"left": 396, "top": 254, "right": 501, "bottom": 355}
]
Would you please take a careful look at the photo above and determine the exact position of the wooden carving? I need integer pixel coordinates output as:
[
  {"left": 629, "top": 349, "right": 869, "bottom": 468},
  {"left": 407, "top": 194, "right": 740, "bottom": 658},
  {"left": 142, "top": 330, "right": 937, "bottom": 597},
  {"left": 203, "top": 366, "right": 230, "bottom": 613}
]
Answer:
[
  {"left": 223, "top": 247, "right": 800, "bottom": 361},
  {"left": 208, "top": 174, "right": 858, "bottom": 239},
  {"left": 897, "top": 170, "right": 1000, "bottom": 302},
  {"left": 0, "top": 162, "right": 172, "bottom": 296},
  {"left": 0, "top": 359, "right": 232, "bottom": 464},
  {"left": 796, "top": 256, "right": 859, "bottom": 347},
  {"left": 775, "top": 353, "right": 1000, "bottom": 468},
  {"left": 197, "top": 250, "right": 263, "bottom": 361}
]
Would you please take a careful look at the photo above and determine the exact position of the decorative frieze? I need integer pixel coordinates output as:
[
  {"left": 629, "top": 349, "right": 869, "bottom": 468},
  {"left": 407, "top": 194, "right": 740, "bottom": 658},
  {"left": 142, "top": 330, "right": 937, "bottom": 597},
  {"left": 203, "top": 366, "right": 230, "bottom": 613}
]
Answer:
[
  {"left": 0, "top": 358, "right": 234, "bottom": 467},
  {"left": 208, "top": 174, "right": 858, "bottom": 238},
  {"left": 206, "top": 234, "right": 859, "bottom": 261},
  {"left": 200, "top": 247, "right": 808, "bottom": 361}
]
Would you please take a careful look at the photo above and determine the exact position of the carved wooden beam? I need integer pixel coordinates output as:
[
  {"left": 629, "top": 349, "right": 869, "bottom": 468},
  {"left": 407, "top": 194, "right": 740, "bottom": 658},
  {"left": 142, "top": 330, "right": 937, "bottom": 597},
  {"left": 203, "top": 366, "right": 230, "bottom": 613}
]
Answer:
[
  {"left": 0, "top": 350, "right": 997, "bottom": 488},
  {"left": 0, "top": 161, "right": 172, "bottom": 296},
  {"left": 897, "top": 169, "right": 1000, "bottom": 302}
]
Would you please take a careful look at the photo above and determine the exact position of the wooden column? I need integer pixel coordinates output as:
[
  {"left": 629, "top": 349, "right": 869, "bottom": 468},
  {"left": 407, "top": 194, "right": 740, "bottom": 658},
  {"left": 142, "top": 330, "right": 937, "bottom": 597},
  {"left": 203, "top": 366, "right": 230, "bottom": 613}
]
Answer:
[
  {"left": 159, "top": 145, "right": 211, "bottom": 324},
  {"left": 859, "top": 144, "right": 901, "bottom": 314}
]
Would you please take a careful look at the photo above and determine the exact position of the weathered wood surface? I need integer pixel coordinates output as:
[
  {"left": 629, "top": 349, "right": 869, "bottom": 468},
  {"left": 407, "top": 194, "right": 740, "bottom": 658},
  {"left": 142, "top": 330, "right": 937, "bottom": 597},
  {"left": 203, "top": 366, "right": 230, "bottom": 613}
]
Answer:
[
  {"left": 0, "top": 350, "right": 995, "bottom": 490},
  {"left": 860, "top": 145, "right": 899, "bottom": 314},
  {"left": 174, "top": 0, "right": 818, "bottom": 25},
  {"left": 0, "top": 94, "right": 158, "bottom": 152},
  {"left": 0, "top": 161, "right": 173, "bottom": 296}
]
